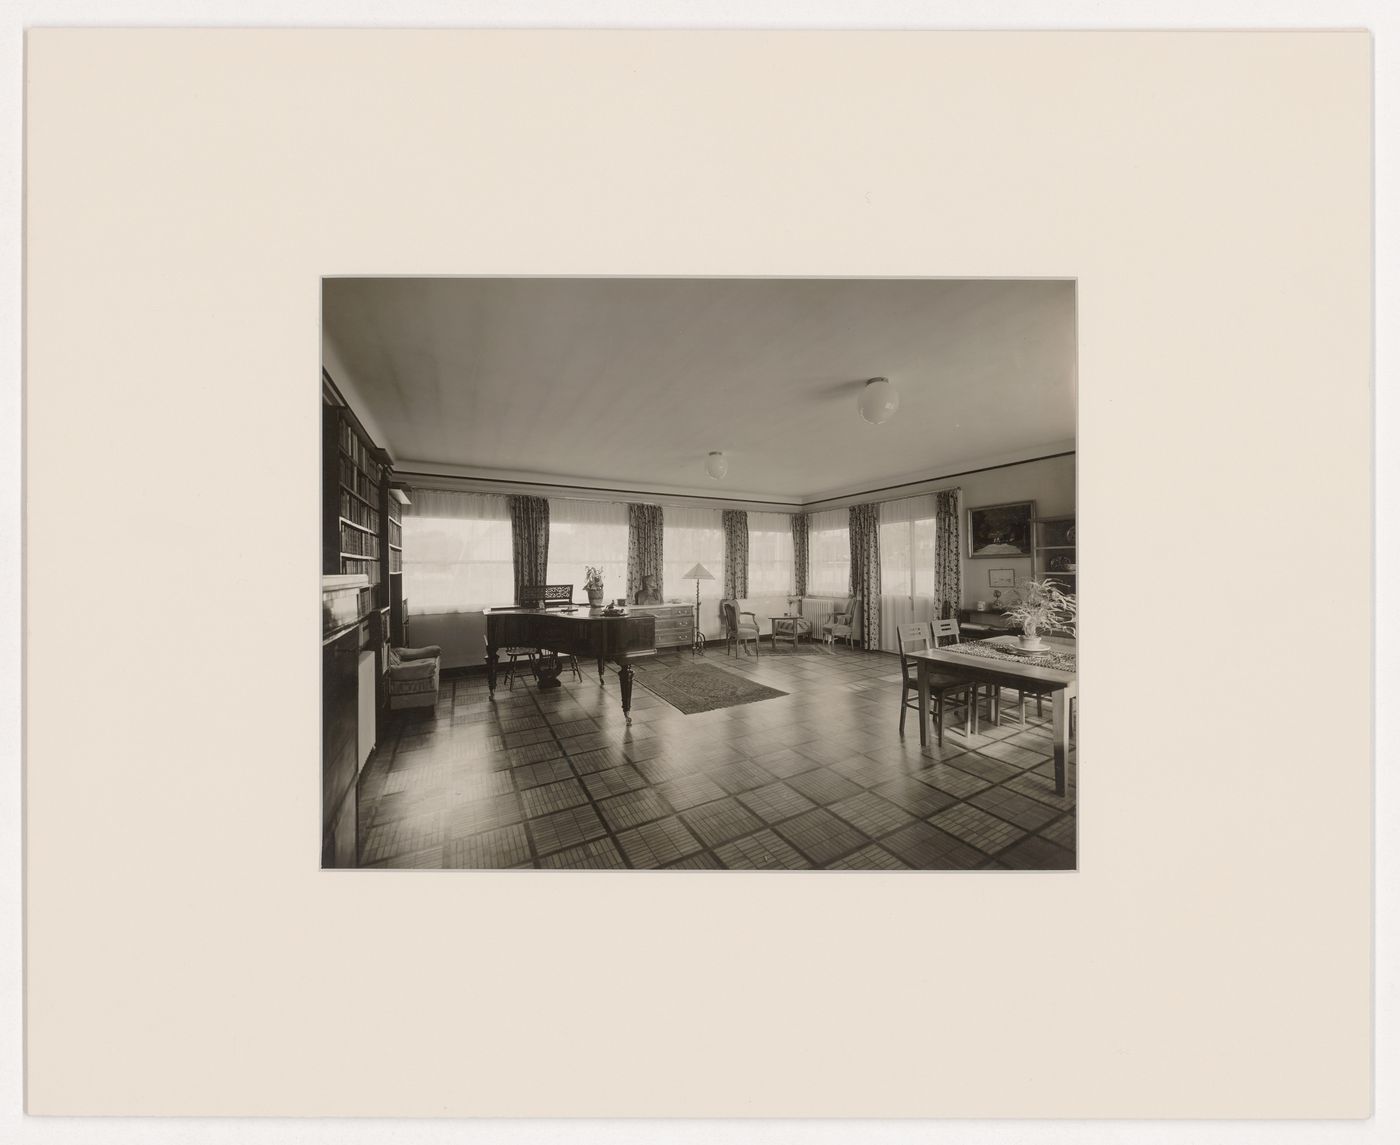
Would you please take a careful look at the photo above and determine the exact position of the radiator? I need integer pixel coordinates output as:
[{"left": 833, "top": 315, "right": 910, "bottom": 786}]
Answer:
[{"left": 356, "top": 650, "right": 376, "bottom": 770}]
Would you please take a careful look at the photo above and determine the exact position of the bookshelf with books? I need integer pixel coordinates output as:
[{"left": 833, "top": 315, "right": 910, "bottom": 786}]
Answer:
[
  {"left": 323, "top": 404, "right": 388, "bottom": 611},
  {"left": 386, "top": 486, "right": 409, "bottom": 647}
]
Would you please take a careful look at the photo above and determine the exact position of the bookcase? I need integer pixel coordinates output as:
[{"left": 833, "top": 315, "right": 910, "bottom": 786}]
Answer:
[
  {"left": 323, "top": 405, "right": 386, "bottom": 602},
  {"left": 386, "top": 487, "right": 409, "bottom": 646}
]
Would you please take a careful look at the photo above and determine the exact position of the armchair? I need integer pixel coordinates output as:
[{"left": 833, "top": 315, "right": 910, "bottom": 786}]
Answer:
[
  {"left": 822, "top": 596, "right": 860, "bottom": 649},
  {"left": 387, "top": 644, "right": 441, "bottom": 711},
  {"left": 720, "top": 599, "right": 761, "bottom": 657}
]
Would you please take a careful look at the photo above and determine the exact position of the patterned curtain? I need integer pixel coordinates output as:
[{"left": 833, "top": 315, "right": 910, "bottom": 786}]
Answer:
[
  {"left": 791, "top": 513, "right": 809, "bottom": 598},
  {"left": 848, "top": 502, "right": 881, "bottom": 651},
  {"left": 627, "top": 503, "right": 664, "bottom": 601},
  {"left": 935, "top": 488, "right": 962, "bottom": 620},
  {"left": 508, "top": 495, "right": 550, "bottom": 604},
  {"left": 722, "top": 510, "right": 749, "bottom": 601}
]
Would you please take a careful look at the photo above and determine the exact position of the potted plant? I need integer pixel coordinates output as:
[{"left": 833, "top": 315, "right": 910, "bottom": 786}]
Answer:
[
  {"left": 1002, "top": 578, "right": 1077, "bottom": 651},
  {"left": 584, "top": 566, "right": 606, "bottom": 606}
]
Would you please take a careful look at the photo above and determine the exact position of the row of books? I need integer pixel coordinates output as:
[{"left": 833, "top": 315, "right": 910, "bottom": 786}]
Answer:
[
  {"left": 340, "top": 556, "right": 381, "bottom": 586},
  {"left": 388, "top": 519, "right": 402, "bottom": 547},
  {"left": 389, "top": 549, "right": 403, "bottom": 573},
  {"left": 340, "top": 525, "right": 381, "bottom": 558},
  {"left": 338, "top": 420, "right": 383, "bottom": 479},
  {"left": 339, "top": 457, "right": 380, "bottom": 503},
  {"left": 340, "top": 493, "right": 381, "bottom": 532}
]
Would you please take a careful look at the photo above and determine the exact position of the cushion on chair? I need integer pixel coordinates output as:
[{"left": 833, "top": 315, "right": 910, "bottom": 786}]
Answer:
[
  {"left": 389, "top": 657, "right": 438, "bottom": 681},
  {"left": 394, "top": 645, "right": 442, "bottom": 661}
]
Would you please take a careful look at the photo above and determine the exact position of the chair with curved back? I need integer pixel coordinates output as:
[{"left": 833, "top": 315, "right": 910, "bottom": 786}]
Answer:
[
  {"left": 897, "top": 621, "right": 979, "bottom": 745},
  {"left": 720, "top": 599, "right": 761, "bottom": 657},
  {"left": 822, "top": 596, "right": 860, "bottom": 650}
]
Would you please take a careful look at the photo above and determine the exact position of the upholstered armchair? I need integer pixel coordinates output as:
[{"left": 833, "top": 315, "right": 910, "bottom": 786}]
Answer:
[
  {"left": 822, "top": 597, "right": 860, "bottom": 648},
  {"left": 720, "top": 599, "right": 761, "bottom": 657},
  {"left": 387, "top": 644, "right": 442, "bottom": 710}
]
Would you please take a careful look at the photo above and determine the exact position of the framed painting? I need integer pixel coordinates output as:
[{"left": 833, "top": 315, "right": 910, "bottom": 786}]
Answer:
[{"left": 967, "top": 500, "right": 1035, "bottom": 558}]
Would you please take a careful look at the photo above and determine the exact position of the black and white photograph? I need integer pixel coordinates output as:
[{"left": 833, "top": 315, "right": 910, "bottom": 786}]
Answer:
[
  {"left": 16, "top": 9, "right": 1383, "bottom": 1131},
  {"left": 321, "top": 277, "right": 1078, "bottom": 870}
]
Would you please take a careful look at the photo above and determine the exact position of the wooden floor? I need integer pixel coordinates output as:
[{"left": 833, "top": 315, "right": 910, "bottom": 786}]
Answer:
[{"left": 354, "top": 642, "right": 1077, "bottom": 869}]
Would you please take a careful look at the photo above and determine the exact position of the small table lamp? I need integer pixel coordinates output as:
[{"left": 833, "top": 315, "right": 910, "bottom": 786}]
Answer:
[{"left": 681, "top": 562, "right": 714, "bottom": 655}]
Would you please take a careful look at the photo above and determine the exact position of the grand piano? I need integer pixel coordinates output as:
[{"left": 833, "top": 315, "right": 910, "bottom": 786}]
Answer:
[{"left": 483, "top": 606, "right": 657, "bottom": 720}]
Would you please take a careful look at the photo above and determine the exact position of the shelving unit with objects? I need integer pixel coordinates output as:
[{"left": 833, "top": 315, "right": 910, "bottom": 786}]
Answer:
[{"left": 1032, "top": 514, "right": 1077, "bottom": 596}]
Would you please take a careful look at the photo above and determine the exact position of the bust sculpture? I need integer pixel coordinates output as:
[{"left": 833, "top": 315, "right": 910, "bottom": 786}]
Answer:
[{"left": 634, "top": 574, "right": 663, "bottom": 605}]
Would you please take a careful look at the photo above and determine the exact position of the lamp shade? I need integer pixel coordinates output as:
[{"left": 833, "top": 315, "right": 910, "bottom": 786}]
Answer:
[
  {"left": 705, "top": 451, "right": 728, "bottom": 479},
  {"left": 857, "top": 377, "right": 899, "bottom": 424},
  {"left": 682, "top": 563, "right": 715, "bottom": 581}
]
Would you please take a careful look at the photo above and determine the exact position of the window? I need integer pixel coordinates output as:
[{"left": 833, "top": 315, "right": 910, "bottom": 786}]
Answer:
[
  {"left": 402, "top": 491, "right": 513, "bottom": 614},
  {"left": 663, "top": 506, "right": 724, "bottom": 631},
  {"left": 808, "top": 508, "right": 849, "bottom": 596},
  {"left": 878, "top": 494, "right": 940, "bottom": 651},
  {"left": 747, "top": 511, "right": 795, "bottom": 597},
  {"left": 547, "top": 498, "right": 629, "bottom": 600}
]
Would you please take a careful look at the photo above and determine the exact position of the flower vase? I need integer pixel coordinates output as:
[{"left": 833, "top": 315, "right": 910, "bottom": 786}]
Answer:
[
  {"left": 587, "top": 586, "right": 604, "bottom": 607},
  {"left": 1017, "top": 627, "right": 1048, "bottom": 652}
]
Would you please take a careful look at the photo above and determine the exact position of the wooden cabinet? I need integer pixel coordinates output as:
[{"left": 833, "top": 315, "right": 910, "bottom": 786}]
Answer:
[
  {"left": 1032, "top": 514, "right": 1077, "bottom": 595},
  {"left": 626, "top": 603, "right": 693, "bottom": 649},
  {"left": 958, "top": 609, "right": 1020, "bottom": 639},
  {"left": 322, "top": 622, "right": 364, "bottom": 867}
]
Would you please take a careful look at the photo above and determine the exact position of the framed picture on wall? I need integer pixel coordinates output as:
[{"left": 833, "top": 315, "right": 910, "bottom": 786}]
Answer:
[
  {"left": 967, "top": 500, "right": 1035, "bottom": 558},
  {"left": 988, "top": 568, "right": 1016, "bottom": 587}
]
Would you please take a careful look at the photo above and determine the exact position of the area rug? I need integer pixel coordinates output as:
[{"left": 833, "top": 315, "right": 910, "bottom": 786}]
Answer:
[{"left": 631, "top": 658, "right": 789, "bottom": 714}]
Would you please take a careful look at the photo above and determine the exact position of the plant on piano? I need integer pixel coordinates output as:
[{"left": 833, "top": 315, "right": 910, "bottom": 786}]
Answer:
[
  {"left": 1002, "top": 578, "right": 1077, "bottom": 644},
  {"left": 584, "top": 565, "right": 606, "bottom": 606}
]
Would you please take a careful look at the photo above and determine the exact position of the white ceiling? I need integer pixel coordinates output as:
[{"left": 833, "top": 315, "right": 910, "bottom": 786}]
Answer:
[{"left": 322, "top": 277, "right": 1076, "bottom": 503}]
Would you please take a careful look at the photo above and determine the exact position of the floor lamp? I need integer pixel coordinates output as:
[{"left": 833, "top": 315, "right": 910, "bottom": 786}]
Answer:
[{"left": 681, "top": 562, "right": 714, "bottom": 655}]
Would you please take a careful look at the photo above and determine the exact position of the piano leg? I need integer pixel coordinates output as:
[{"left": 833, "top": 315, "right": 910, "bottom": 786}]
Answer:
[
  {"left": 597, "top": 656, "right": 606, "bottom": 686},
  {"left": 619, "top": 662, "right": 635, "bottom": 722},
  {"left": 485, "top": 644, "right": 499, "bottom": 699}
]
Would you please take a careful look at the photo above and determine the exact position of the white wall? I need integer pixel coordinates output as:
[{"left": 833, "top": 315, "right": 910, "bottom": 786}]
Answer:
[{"left": 956, "top": 453, "right": 1075, "bottom": 610}]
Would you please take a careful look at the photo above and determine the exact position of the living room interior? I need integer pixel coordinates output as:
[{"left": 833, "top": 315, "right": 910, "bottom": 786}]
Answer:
[{"left": 321, "top": 277, "right": 1078, "bottom": 871}]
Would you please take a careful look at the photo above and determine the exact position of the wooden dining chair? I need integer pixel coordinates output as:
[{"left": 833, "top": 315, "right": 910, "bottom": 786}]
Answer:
[{"left": 897, "top": 622, "right": 979, "bottom": 745}]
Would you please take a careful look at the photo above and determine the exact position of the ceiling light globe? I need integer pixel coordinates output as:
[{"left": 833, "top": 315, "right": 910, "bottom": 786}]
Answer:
[
  {"left": 858, "top": 377, "right": 899, "bottom": 424},
  {"left": 705, "top": 451, "right": 728, "bottom": 479}
]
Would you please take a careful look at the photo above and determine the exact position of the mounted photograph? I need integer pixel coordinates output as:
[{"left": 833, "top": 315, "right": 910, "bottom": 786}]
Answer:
[{"left": 321, "top": 277, "right": 1078, "bottom": 870}]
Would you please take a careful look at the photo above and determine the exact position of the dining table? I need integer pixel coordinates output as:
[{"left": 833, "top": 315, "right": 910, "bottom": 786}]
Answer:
[{"left": 906, "top": 635, "right": 1077, "bottom": 796}]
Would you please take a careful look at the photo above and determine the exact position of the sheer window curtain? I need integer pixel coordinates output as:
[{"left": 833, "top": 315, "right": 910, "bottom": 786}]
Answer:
[
  {"left": 878, "top": 494, "right": 940, "bottom": 652},
  {"left": 546, "top": 498, "right": 629, "bottom": 603},
  {"left": 663, "top": 506, "right": 724, "bottom": 635},
  {"left": 748, "top": 511, "right": 796, "bottom": 598},
  {"left": 807, "top": 508, "right": 849, "bottom": 597},
  {"left": 402, "top": 490, "right": 513, "bottom": 614}
]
